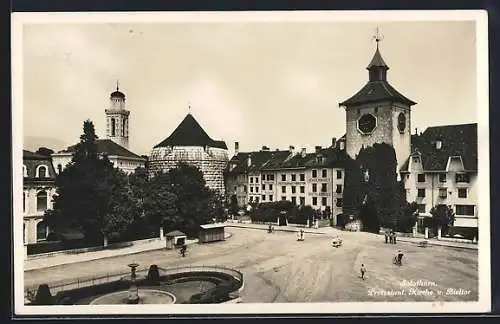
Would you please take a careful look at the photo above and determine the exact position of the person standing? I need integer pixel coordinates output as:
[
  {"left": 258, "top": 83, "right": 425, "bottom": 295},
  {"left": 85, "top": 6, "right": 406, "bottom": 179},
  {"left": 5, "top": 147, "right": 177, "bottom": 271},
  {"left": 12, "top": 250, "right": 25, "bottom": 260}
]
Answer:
[
  {"left": 393, "top": 232, "right": 397, "bottom": 244},
  {"left": 360, "top": 264, "right": 366, "bottom": 280},
  {"left": 385, "top": 232, "right": 388, "bottom": 244}
]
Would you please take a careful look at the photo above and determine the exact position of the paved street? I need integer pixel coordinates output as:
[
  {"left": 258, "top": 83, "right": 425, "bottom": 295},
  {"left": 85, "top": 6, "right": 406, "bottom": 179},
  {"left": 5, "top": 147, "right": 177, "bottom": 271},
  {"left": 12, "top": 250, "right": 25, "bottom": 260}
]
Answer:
[{"left": 24, "top": 227, "right": 478, "bottom": 302}]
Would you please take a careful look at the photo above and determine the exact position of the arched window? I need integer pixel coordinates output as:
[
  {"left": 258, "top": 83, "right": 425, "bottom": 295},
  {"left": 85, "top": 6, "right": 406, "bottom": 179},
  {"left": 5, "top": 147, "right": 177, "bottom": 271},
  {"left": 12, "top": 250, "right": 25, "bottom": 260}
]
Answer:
[
  {"left": 23, "top": 192, "right": 26, "bottom": 213},
  {"left": 37, "top": 190, "right": 47, "bottom": 212},
  {"left": 36, "top": 165, "right": 48, "bottom": 178},
  {"left": 111, "top": 118, "right": 116, "bottom": 136},
  {"left": 23, "top": 165, "right": 27, "bottom": 177},
  {"left": 37, "top": 221, "right": 47, "bottom": 242},
  {"left": 23, "top": 223, "right": 26, "bottom": 243},
  {"left": 122, "top": 119, "right": 126, "bottom": 136}
]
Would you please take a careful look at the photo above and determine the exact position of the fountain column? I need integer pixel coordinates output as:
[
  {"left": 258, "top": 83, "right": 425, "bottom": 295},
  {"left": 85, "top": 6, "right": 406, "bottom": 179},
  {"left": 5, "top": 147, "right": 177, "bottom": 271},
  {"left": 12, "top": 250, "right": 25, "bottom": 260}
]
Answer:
[{"left": 127, "top": 263, "right": 140, "bottom": 304}]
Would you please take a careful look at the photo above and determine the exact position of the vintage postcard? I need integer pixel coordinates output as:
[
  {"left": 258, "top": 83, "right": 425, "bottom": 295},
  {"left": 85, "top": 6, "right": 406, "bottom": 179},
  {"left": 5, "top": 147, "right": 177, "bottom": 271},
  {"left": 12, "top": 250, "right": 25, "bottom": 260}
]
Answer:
[{"left": 11, "top": 10, "right": 490, "bottom": 315}]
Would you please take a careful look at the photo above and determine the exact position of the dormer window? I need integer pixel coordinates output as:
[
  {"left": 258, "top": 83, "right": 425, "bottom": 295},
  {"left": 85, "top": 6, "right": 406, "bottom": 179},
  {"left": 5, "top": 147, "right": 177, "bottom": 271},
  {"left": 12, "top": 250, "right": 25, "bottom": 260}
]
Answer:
[
  {"left": 435, "top": 140, "right": 442, "bottom": 150},
  {"left": 36, "top": 165, "right": 49, "bottom": 178},
  {"left": 455, "top": 173, "right": 470, "bottom": 183}
]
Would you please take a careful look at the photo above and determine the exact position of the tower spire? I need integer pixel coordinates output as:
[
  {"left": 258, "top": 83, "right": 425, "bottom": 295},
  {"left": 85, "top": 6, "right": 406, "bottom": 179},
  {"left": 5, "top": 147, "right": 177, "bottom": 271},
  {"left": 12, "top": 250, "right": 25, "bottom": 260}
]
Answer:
[
  {"left": 116, "top": 79, "right": 120, "bottom": 91},
  {"left": 372, "top": 26, "right": 383, "bottom": 49}
]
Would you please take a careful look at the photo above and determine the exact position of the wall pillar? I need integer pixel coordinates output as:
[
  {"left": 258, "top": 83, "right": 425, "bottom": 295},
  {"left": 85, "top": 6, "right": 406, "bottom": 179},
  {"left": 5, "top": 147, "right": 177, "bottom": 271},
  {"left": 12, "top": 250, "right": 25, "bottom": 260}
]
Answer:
[
  {"left": 412, "top": 221, "right": 418, "bottom": 237},
  {"left": 160, "top": 227, "right": 164, "bottom": 240},
  {"left": 437, "top": 227, "right": 442, "bottom": 240},
  {"left": 424, "top": 227, "right": 429, "bottom": 239},
  {"left": 103, "top": 235, "right": 108, "bottom": 247}
]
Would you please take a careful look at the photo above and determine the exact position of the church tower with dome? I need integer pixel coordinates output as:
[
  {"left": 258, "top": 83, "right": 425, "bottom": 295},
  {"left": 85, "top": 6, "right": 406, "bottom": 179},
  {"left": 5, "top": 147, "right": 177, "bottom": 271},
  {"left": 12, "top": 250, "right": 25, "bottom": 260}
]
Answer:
[{"left": 105, "top": 82, "right": 130, "bottom": 149}]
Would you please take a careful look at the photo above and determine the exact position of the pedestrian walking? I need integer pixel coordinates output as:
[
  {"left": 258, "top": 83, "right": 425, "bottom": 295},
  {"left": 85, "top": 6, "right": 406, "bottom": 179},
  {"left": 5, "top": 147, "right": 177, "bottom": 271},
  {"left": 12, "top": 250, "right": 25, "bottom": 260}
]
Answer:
[
  {"left": 393, "top": 232, "right": 397, "bottom": 244},
  {"left": 389, "top": 232, "right": 393, "bottom": 244},
  {"left": 360, "top": 264, "right": 366, "bottom": 280},
  {"left": 384, "top": 232, "right": 388, "bottom": 244}
]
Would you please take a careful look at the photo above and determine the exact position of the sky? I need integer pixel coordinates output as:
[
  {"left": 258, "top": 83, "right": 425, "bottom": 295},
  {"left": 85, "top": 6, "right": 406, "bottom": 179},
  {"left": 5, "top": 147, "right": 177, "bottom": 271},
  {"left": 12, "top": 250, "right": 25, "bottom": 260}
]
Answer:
[{"left": 21, "top": 16, "right": 478, "bottom": 156}]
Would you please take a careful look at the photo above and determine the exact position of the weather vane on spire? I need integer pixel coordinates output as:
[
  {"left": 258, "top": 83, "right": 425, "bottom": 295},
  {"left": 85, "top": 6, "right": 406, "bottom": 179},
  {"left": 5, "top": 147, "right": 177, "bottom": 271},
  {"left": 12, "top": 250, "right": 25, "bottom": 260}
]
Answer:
[
  {"left": 116, "top": 79, "right": 120, "bottom": 91},
  {"left": 188, "top": 102, "right": 192, "bottom": 114},
  {"left": 373, "top": 26, "right": 384, "bottom": 48}
]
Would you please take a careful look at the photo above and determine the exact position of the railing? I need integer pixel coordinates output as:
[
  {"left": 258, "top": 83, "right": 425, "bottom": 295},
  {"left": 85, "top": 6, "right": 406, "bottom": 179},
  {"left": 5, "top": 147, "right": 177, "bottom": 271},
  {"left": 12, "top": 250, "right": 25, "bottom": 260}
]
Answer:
[{"left": 25, "top": 265, "right": 243, "bottom": 300}]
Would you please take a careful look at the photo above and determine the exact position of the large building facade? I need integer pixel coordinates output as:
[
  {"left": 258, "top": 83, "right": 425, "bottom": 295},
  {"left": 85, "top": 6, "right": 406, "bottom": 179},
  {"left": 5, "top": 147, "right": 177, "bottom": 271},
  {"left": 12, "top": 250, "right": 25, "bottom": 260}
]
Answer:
[
  {"left": 226, "top": 37, "right": 478, "bottom": 232},
  {"left": 148, "top": 113, "right": 229, "bottom": 194},
  {"left": 225, "top": 139, "right": 348, "bottom": 225},
  {"left": 51, "top": 86, "right": 146, "bottom": 174},
  {"left": 23, "top": 150, "right": 57, "bottom": 244}
]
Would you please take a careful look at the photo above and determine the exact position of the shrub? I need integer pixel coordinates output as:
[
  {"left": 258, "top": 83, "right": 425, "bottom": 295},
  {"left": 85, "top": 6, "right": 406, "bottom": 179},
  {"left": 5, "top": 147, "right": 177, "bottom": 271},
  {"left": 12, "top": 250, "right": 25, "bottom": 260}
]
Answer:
[
  {"left": 34, "top": 284, "right": 54, "bottom": 305},
  {"left": 147, "top": 265, "right": 160, "bottom": 283}
]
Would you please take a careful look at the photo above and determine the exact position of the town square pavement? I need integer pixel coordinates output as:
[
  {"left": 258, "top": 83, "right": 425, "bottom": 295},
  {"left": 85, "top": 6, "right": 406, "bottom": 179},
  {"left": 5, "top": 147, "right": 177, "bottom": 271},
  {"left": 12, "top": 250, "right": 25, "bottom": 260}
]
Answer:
[{"left": 24, "top": 227, "right": 478, "bottom": 302}]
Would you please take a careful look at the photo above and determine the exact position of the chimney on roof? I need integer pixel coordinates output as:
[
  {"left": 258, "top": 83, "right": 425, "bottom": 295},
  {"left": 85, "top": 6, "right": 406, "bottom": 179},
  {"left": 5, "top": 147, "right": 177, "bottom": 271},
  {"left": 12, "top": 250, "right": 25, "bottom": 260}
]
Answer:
[
  {"left": 435, "top": 140, "right": 442, "bottom": 150},
  {"left": 289, "top": 145, "right": 295, "bottom": 154},
  {"left": 414, "top": 128, "right": 418, "bottom": 135},
  {"left": 261, "top": 145, "right": 270, "bottom": 152},
  {"left": 339, "top": 140, "right": 345, "bottom": 150},
  {"left": 315, "top": 146, "right": 322, "bottom": 154},
  {"left": 301, "top": 148, "right": 306, "bottom": 158},
  {"left": 331, "top": 137, "right": 337, "bottom": 148},
  {"left": 247, "top": 154, "right": 252, "bottom": 167},
  {"left": 234, "top": 142, "right": 239, "bottom": 156}
]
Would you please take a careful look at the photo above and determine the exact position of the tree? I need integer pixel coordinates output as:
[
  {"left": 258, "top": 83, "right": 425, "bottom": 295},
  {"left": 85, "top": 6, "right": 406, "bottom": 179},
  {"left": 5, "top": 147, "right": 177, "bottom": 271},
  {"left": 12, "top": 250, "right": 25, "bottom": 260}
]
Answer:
[
  {"left": 397, "top": 201, "right": 418, "bottom": 232},
  {"left": 166, "top": 162, "right": 214, "bottom": 237},
  {"left": 358, "top": 194, "right": 378, "bottom": 233},
  {"left": 342, "top": 156, "right": 364, "bottom": 217},
  {"left": 144, "top": 171, "right": 179, "bottom": 233},
  {"left": 44, "top": 120, "right": 136, "bottom": 244},
  {"left": 229, "top": 195, "right": 239, "bottom": 216},
  {"left": 36, "top": 147, "right": 54, "bottom": 156},
  {"left": 356, "top": 143, "right": 404, "bottom": 231},
  {"left": 430, "top": 204, "right": 455, "bottom": 235}
]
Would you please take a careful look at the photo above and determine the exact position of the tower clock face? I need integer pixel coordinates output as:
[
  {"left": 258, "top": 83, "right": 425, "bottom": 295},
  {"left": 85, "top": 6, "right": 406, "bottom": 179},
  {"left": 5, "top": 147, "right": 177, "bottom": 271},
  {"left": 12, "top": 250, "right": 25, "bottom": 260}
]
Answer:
[
  {"left": 358, "top": 113, "right": 376, "bottom": 134},
  {"left": 397, "top": 112, "right": 406, "bottom": 133}
]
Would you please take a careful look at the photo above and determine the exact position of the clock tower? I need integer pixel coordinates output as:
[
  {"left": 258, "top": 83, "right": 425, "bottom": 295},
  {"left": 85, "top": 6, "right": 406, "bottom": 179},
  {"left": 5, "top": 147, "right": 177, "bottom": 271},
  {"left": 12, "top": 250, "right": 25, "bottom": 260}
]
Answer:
[{"left": 339, "top": 30, "right": 416, "bottom": 172}]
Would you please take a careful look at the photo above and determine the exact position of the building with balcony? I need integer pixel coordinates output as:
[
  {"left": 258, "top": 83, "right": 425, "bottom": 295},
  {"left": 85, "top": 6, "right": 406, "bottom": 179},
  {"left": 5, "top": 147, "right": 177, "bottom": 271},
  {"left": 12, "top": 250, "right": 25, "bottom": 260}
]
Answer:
[{"left": 22, "top": 150, "right": 57, "bottom": 244}]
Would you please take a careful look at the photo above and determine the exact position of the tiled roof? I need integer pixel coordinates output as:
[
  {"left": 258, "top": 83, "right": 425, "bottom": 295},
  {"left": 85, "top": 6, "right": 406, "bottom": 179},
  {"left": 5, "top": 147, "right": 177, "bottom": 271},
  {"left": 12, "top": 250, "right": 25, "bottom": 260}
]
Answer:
[
  {"left": 59, "top": 139, "right": 144, "bottom": 160},
  {"left": 23, "top": 150, "right": 57, "bottom": 179},
  {"left": 400, "top": 123, "right": 477, "bottom": 172},
  {"left": 367, "top": 48, "right": 388, "bottom": 68},
  {"left": 339, "top": 80, "right": 416, "bottom": 107},
  {"left": 154, "top": 113, "right": 227, "bottom": 150},
  {"left": 226, "top": 146, "right": 349, "bottom": 174},
  {"left": 23, "top": 150, "right": 51, "bottom": 160}
]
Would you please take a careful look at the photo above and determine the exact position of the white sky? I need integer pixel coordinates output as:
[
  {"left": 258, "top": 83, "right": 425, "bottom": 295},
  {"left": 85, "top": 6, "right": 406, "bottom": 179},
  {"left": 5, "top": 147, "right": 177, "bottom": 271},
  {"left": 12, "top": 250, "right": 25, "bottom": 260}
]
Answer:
[{"left": 22, "top": 18, "right": 477, "bottom": 156}]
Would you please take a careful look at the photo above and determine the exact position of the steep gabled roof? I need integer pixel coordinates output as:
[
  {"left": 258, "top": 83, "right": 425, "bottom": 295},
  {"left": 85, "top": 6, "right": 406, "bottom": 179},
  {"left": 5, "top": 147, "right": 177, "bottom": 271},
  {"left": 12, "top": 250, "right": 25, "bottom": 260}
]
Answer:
[
  {"left": 400, "top": 123, "right": 477, "bottom": 172},
  {"left": 339, "top": 81, "right": 416, "bottom": 107},
  {"left": 154, "top": 113, "right": 227, "bottom": 149},
  {"left": 58, "top": 139, "right": 144, "bottom": 160}
]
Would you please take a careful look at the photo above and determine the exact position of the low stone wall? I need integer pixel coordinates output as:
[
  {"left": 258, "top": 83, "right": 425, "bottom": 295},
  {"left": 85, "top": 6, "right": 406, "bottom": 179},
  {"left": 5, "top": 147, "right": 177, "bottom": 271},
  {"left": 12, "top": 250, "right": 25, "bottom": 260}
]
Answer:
[{"left": 27, "top": 237, "right": 162, "bottom": 261}]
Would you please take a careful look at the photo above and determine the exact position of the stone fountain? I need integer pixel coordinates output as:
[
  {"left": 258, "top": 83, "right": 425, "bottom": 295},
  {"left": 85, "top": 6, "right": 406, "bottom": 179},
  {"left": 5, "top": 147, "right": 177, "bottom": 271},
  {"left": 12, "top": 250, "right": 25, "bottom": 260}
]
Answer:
[{"left": 127, "top": 263, "right": 140, "bottom": 304}]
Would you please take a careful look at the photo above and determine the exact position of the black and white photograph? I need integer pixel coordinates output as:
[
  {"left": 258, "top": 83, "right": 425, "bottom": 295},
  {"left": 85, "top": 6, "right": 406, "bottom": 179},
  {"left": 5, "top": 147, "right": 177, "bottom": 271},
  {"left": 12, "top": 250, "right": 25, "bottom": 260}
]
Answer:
[{"left": 11, "top": 10, "right": 490, "bottom": 315}]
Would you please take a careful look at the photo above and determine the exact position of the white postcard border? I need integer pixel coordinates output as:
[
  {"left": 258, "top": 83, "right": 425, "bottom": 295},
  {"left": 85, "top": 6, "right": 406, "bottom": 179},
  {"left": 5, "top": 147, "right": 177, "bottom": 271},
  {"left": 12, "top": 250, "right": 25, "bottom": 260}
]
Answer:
[{"left": 11, "top": 10, "right": 491, "bottom": 315}]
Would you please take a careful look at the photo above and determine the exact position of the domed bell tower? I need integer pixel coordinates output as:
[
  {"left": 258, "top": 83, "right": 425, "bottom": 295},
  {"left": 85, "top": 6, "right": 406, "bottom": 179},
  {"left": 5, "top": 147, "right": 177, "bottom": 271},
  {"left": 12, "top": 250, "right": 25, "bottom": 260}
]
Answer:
[{"left": 105, "top": 81, "right": 130, "bottom": 149}]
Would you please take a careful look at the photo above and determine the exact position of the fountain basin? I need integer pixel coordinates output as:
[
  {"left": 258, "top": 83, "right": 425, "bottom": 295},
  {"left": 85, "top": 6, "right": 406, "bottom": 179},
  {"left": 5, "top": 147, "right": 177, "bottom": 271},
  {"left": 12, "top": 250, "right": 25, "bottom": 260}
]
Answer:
[{"left": 89, "top": 288, "right": 176, "bottom": 305}]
